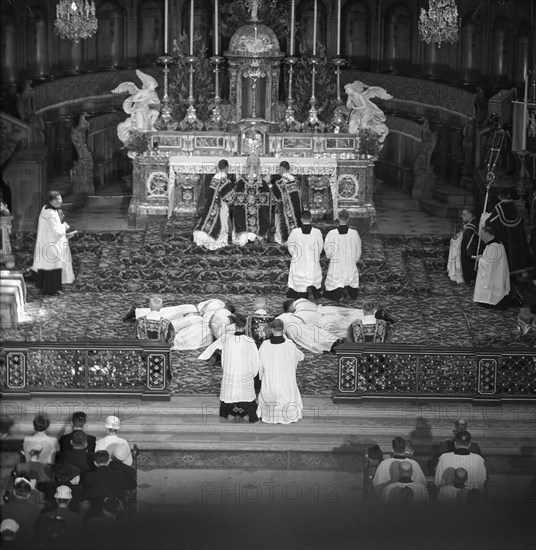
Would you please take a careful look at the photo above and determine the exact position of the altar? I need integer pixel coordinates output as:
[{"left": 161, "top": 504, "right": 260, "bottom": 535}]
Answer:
[
  {"left": 128, "top": 133, "right": 376, "bottom": 228},
  {"left": 121, "top": 2, "right": 382, "bottom": 229}
]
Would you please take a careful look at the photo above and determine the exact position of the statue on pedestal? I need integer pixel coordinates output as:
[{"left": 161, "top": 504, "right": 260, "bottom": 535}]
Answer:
[
  {"left": 71, "top": 113, "right": 95, "bottom": 194},
  {"left": 344, "top": 80, "right": 392, "bottom": 142},
  {"left": 112, "top": 70, "right": 161, "bottom": 145}
]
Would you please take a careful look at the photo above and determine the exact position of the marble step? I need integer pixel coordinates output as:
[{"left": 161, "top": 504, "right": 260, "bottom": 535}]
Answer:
[
  {"left": 418, "top": 197, "right": 461, "bottom": 220},
  {"left": 432, "top": 186, "right": 474, "bottom": 207}
]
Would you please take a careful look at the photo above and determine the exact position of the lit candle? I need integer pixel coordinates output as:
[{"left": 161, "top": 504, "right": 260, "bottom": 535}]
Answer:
[
  {"left": 214, "top": 0, "right": 219, "bottom": 55},
  {"left": 313, "top": 0, "right": 317, "bottom": 56},
  {"left": 336, "top": 0, "right": 341, "bottom": 57},
  {"left": 164, "top": 0, "right": 169, "bottom": 54},
  {"left": 189, "top": 0, "right": 194, "bottom": 56},
  {"left": 289, "top": 0, "right": 295, "bottom": 56}
]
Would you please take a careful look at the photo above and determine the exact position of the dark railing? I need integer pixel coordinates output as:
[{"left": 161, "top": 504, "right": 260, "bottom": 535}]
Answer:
[
  {"left": 334, "top": 343, "right": 536, "bottom": 404},
  {"left": 0, "top": 340, "right": 172, "bottom": 401}
]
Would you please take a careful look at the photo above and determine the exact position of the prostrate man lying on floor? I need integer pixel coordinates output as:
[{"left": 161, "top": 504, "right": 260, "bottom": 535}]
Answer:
[{"left": 123, "top": 297, "right": 235, "bottom": 350}]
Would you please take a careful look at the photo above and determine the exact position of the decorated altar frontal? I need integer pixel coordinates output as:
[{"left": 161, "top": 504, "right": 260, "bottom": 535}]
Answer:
[{"left": 128, "top": 132, "right": 376, "bottom": 228}]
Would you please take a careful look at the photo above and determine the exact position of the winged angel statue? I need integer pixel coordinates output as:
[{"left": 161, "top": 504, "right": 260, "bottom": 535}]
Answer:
[
  {"left": 111, "top": 70, "right": 161, "bottom": 144},
  {"left": 344, "top": 80, "right": 392, "bottom": 142}
]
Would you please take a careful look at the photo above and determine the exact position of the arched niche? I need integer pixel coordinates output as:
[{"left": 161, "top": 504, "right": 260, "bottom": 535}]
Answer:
[
  {"left": 96, "top": 1, "right": 125, "bottom": 70},
  {"left": 513, "top": 23, "right": 531, "bottom": 86},
  {"left": 137, "top": 0, "right": 163, "bottom": 66},
  {"left": 297, "top": 0, "right": 328, "bottom": 54},
  {"left": 490, "top": 16, "right": 510, "bottom": 87},
  {"left": 458, "top": 11, "right": 482, "bottom": 85},
  {"left": 181, "top": 1, "right": 210, "bottom": 51},
  {"left": 342, "top": 0, "right": 371, "bottom": 69},
  {"left": 383, "top": 3, "right": 412, "bottom": 73}
]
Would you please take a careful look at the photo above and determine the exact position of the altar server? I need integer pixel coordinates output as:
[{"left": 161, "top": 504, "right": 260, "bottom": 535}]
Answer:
[
  {"left": 473, "top": 226, "right": 510, "bottom": 306},
  {"left": 257, "top": 319, "right": 304, "bottom": 424},
  {"left": 447, "top": 206, "right": 478, "bottom": 285},
  {"left": 31, "top": 191, "right": 75, "bottom": 295},
  {"left": 286, "top": 211, "right": 323, "bottom": 299},
  {"left": 323, "top": 209, "right": 362, "bottom": 300},
  {"left": 193, "top": 159, "right": 235, "bottom": 250},
  {"left": 269, "top": 161, "right": 302, "bottom": 244},
  {"left": 198, "top": 314, "right": 259, "bottom": 422},
  {"left": 232, "top": 153, "right": 271, "bottom": 245}
]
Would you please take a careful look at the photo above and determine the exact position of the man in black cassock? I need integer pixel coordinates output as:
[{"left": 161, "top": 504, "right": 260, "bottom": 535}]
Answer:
[
  {"left": 232, "top": 153, "right": 271, "bottom": 245},
  {"left": 269, "top": 160, "right": 302, "bottom": 244},
  {"left": 484, "top": 188, "right": 531, "bottom": 275},
  {"left": 460, "top": 206, "right": 478, "bottom": 285}
]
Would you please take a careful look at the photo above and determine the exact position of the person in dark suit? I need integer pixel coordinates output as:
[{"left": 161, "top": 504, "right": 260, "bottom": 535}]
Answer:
[
  {"left": 108, "top": 445, "right": 137, "bottom": 491},
  {"left": 80, "top": 450, "right": 126, "bottom": 517},
  {"left": 429, "top": 418, "right": 483, "bottom": 473},
  {"left": 58, "top": 411, "right": 96, "bottom": 453},
  {"left": 57, "top": 431, "right": 95, "bottom": 475},
  {"left": 37, "top": 463, "right": 82, "bottom": 513}
]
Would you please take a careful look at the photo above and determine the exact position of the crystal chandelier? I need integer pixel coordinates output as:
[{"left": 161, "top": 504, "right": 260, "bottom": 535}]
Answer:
[
  {"left": 54, "top": 0, "right": 98, "bottom": 42},
  {"left": 419, "top": 0, "right": 459, "bottom": 48}
]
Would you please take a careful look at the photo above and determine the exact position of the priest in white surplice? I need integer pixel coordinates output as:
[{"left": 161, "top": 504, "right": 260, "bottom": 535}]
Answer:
[
  {"left": 473, "top": 226, "right": 511, "bottom": 307},
  {"left": 286, "top": 210, "right": 324, "bottom": 300},
  {"left": 257, "top": 319, "right": 304, "bottom": 424},
  {"left": 198, "top": 314, "right": 259, "bottom": 422},
  {"left": 31, "top": 191, "right": 75, "bottom": 295},
  {"left": 323, "top": 210, "right": 362, "bottom": 301}
]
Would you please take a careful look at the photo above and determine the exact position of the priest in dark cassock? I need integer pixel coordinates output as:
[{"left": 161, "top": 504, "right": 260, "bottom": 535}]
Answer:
[
  {"left": 483, "top": 188, "right": 532, "bottom": 275},
  {"left": 268, "top": 161, "right": 302, "bottom": 244},
  {"left": 193, "top": 159, "right": 235, "bottom": 250},
  {"left": 232, "top": 152, "right": 271, "bottom": 246}
]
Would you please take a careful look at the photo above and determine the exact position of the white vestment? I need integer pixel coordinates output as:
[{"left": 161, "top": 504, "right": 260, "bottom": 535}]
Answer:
[
  {"left": 257, "top": 338, "right": 304, "bottom": 424},
  {"left": 447, "top": 232, "right": 464, "bottom": 284},
  {"left": 286, "top": 226, "right": 324, "bottom": 291},
  {"left": 473, "top": 241, "right": 510, "bottom": 305},
  {"left": 198, "top": 334, "right": 259, "bottom": 403},
  {"left": 435, "top": 452, "right": 487, "bottom": 490},
  {"left": 32, "top": 205, "right": 74, "bottom": 283},
  {"left": 292, "top": 299, "right": 364, "bottom": 339},
  {"left": 324, "top": 228, "right": 362, "bottom": 291},
  {"left": 276, "top": 312, "right": 338, "bottom": 354},
  {"left": 95, "top": 434, "right": 133, "bottom": 466},
  {"left": 134, "top": 299, "right": 228, "bottom": 349}
]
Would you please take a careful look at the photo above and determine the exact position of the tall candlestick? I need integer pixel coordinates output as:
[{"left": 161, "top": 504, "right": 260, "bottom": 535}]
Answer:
[
  {"left": 189, "top": 0, "right": 194, "bottom": 56},
  {"left": 164, "top": 0, "right": 169, "bottom": 53},
  {"left": 214, "top": 0, "right": 219, "bottom": 55},
  {"left": 289, "top": 0, "right": 295, "bottom": 56},
  {"left": 313, "top": 0, "right": 317, "bottom": 56},
  {"left": 336, "top": 0, "right": 341, "bottom": 56}
]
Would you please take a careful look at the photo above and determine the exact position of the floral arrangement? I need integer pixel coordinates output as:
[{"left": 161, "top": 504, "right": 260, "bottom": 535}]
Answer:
[
  {"left": 357, "top": 128, "right": 382, "bottom": 157},
  {"left": 123, "top": 130, "right": 150, "bottom": 156}
]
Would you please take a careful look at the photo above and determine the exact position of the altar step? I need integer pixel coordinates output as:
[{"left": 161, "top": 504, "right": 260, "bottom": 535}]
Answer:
[
  {"left": 418, "top": 185, "right": 475, "bottom": 221},
  {"left": 3, "top": 396, "right": 535, "bottom": 472}
]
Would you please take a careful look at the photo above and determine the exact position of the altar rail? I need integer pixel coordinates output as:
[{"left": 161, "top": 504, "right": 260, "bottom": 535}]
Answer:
[
  {"left": 334, "top": 343, "right": 536, "bottom": 404},
  {"left": 0, "top": 340, "right": 171, "bottom": 401}
]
